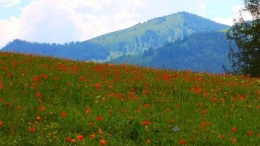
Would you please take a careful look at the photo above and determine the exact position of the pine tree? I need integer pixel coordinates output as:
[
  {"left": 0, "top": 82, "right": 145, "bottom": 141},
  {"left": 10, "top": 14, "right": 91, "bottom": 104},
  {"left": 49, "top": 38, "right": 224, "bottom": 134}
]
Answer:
[{"left": 224, "top": 0, "right": 260, "bottom": 77}]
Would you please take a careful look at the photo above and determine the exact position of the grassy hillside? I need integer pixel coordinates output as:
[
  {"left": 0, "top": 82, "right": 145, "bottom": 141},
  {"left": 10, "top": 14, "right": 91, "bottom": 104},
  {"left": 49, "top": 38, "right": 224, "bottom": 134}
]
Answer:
[{"left": 0, "top": 52, "right": 259, "bottom": 145}]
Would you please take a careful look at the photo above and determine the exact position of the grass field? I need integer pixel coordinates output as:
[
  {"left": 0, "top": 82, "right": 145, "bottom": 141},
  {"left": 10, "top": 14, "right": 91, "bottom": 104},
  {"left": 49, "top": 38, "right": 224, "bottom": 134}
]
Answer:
[{"left": 0, "top": 52, "right": 259, "bottom": 145}]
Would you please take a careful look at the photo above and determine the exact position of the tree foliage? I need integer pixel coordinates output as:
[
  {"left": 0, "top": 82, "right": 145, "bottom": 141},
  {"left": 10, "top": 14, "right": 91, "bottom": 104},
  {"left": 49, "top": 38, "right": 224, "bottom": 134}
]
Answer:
[{"left": 224, "top": 0, "right": 260, "bottom": 77}]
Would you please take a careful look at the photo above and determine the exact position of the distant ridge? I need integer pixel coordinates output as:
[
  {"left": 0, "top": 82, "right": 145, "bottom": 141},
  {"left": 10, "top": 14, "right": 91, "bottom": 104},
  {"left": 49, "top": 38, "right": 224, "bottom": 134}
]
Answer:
[
  {"left": 109, "top": 31, "right": 232, "bottom": 73},
  {"left": 87, "top": 11, "right": 230, "bottom": 61},
  {"left": 1, "top": 11, "right": 231, "bottom": 73}
]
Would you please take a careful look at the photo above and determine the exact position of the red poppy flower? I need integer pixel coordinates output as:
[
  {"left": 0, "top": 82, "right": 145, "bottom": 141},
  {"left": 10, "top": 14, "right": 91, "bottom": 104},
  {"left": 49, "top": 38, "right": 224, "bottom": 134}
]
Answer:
[
  {"left": 94, "top": 83, "right": 101, "bottom": 90},
  {"left": 65, "top": 137, "right": 71, "bottom": 142},
  {"left": 97, "top": 116, "right": 102, "bottom": 121},
  {"left": 180, "top": 139, "right": 185, "bottom": 145},
  {"left": 219, "top": 134, "right": 224, "bottom": 139},
  {"left": 7, "top": 73, "right": 11, "bottom": 77},
  {"left": 145, "top": 120, "right": 150, "bottom": 125},
  {"left": 109, "top": 110, "right": 113, "bottom": 114},
  {"left": 0, "top": 121, "right": 3, "bottom": 127},
  {"left": 78, "top": 134, "right": 84, "bottom": 141},
  {"left": 17, "top": 106, "right": 21, "bottom": 110},
  {"left": 100, "top": 139, "right": 106, "bottom": 146},
  {"left": 169, "top": 119, "right": 174, "bottom": 124},
  {"left": 141, "top": 120, "right": 151, "bottom": 125},
  {"left": 86, "top": 109, "right": 91, "bottom": 114},
  {"left": 30, "top": 127, "right": 36, "bottom": 133},
  {"left": 90, "top": 134, "right": 95, "bottom": 139},
  {"left": 6, "top": 101, "right": 10, "bottom": 106},
  {"left": 238, "top": 95, "right": 245, "bottom": 100},
  {"left": 231, "top": 127, "right": 237, "bottom": 132},
  {"left": 41, "top": 74, "right": 48, "bottom": 79},
  {"left": 202, "top": 109, "right": 207, "bottom": 115},
  {"left": 41, "top": 106, "right": 46, "bottom": 111},
  {"left": 35, "top": 75, "right": 40, "bottom": 81},
  {"left": 248, "top": 131, "right": 253, "bottom": 136},
  {"left": 61, "top": 112, "right": 67, "bottom": 117},
  {"left": 36, "top": 93, "right": 41, "bottom": 98},
  {"left": 144, "top": 104, "right": 149, "bottom": 108}
]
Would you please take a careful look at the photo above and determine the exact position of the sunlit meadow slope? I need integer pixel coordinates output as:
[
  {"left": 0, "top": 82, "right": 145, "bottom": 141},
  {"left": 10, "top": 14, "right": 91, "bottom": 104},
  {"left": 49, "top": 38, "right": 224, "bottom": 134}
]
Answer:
[{"left": 0, "top": 52, "right": 259, "bottom": 145}]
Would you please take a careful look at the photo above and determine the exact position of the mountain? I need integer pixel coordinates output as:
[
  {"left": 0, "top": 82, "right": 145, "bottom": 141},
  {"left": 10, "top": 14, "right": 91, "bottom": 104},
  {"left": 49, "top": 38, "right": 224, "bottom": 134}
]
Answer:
[
  {"left": 109, "top": 31, "right": 232, "bottom": 73},
  {"left": 1, "top": 39, "right": 109, "bottom": 61},
  {"left": 1, "top": 11, "right": 230, "bottom": 62},
  {"left": 88, "top": 11, "right": 230, "bottom": 60}
]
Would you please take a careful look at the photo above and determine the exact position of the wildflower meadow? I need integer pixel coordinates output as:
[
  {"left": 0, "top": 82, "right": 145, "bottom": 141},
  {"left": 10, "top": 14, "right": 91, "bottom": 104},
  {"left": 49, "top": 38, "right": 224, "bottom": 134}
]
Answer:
[{"left": 0, "top": 52, "right": 259, "bottom": 145}]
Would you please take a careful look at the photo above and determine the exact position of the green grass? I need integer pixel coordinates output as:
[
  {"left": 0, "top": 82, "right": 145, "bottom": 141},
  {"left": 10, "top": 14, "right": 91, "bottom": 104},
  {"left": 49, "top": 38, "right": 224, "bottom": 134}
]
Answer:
[{"left": 0, "top": 52, "right": 259, "bottom": 145}]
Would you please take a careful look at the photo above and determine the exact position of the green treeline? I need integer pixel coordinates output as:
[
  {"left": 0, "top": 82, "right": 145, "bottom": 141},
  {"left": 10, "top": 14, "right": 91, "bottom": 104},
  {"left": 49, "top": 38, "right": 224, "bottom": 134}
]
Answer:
[
  {"left": 1, "top": 39, "right": 110, "bottom": 61},
  {"left": 112, "top": 31, "right": 233, "bottom": 73}
]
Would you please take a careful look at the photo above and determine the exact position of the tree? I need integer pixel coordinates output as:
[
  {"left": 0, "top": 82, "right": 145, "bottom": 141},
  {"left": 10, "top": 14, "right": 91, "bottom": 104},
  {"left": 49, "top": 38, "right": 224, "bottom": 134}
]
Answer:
[{"left": 224, "top": 0, "right": 260, "bottom": 77}]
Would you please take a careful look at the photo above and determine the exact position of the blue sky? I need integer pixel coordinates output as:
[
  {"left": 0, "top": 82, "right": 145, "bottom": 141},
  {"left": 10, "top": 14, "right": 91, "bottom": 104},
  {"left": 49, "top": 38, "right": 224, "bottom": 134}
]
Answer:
[{"left": 0, "top": 0, "right": 247, "bottom": 47}]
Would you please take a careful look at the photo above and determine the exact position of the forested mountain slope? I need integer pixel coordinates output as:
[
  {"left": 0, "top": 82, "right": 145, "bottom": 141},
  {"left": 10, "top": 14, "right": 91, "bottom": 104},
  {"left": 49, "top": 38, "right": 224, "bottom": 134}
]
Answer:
[
  {"left": 88, "top": 11, "right": 230, "bottom": 60},
  {"left": 109, "top": 31, "right": 232, "bottom": 73}
]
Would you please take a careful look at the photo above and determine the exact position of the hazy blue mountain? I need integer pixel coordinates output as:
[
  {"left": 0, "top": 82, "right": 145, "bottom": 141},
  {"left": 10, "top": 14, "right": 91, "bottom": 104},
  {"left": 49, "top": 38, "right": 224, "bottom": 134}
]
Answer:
[
  {"left": 1, "top": 39, "right": 109, "bottom": 61},
  {"left": 1, "top": 11, "right": 231, "bottom": 71},
  {"left": 87, "top": 11, "right": 230, "bottom": 60},
  {"left": 109, "top": 31, "right": 232, "bottom": 73}
]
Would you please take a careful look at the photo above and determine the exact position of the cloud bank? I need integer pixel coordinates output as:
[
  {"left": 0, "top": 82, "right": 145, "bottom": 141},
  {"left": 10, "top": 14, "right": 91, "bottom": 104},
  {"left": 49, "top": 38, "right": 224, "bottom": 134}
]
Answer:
[
  {"left": 0, "top": 0, "right": 246, "bottom": 48},
  {"left": 212, "top": 4, "right": 252, "bottom": 26}
]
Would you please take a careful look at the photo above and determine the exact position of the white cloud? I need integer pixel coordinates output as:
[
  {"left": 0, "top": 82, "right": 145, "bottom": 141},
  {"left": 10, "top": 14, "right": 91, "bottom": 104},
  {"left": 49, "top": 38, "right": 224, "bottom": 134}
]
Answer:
[
  {"left": 212, "top": 4, "right": 253, "bottom": 25},
  {"left": 0, "top": 0, "right": 20, "bottom": 7},
  {"left": 212, "top": 16, "right": 236, "bottom": 25},
  {"left": 0, "top": 0, "right": 209, "bottom": 47},
  {"left": 80, "top": 14, "right": 110, "bottom": 40},
  {"left": 71, "top": 0, "right": 104, "bottom": 12},
  {"left": 0, "top": 17, "right": 20, "bottom": 47},
  {"left": 201, "top": 1, "right": 207, "bottom": 10},
  {"left": 13, "top": 0, "right": 78, "bottom": 43},
  {"left": 113, "top": 10, "right": 140, "bottom": 29},
  {"left": 131, "top": 0, "right": 142, "bottom": 7}
]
